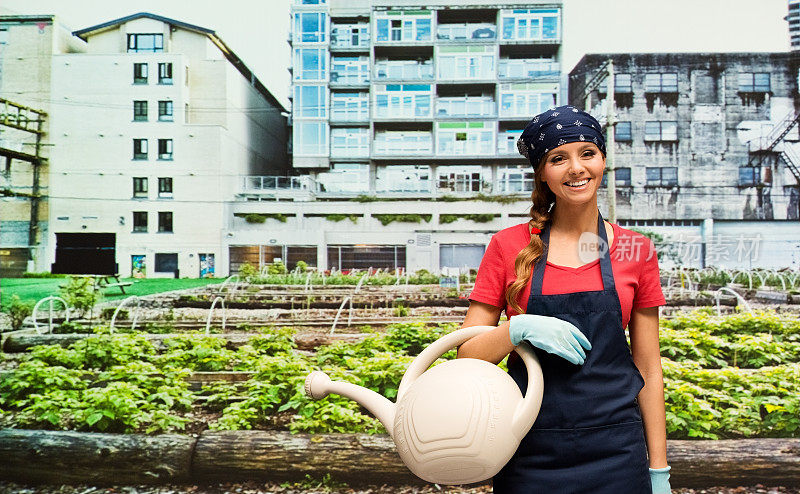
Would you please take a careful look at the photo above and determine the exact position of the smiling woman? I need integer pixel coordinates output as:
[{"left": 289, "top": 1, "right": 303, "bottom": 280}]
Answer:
[{"left": 457, "top": 105, "right": 671, "bottom": 494}]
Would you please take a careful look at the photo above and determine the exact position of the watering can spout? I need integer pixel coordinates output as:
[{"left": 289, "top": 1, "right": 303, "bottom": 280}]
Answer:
[{"left": 305, "top": 371, "right": 396, "bottom": 436}]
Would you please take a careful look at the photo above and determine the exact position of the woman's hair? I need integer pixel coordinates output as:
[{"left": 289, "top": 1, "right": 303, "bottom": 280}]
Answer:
[{"left": 505, "top": 156, "right": 555, "bottom": 314}]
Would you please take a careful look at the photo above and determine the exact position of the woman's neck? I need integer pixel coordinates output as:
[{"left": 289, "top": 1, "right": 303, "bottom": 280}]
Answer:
[{"left": 550, "top": 201, "right": 600, "bottom": 238}]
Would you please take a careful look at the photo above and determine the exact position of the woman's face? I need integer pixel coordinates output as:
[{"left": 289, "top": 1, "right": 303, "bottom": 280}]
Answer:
[{"left": 539, "top": 141, "right": 606, "bottom": 207}]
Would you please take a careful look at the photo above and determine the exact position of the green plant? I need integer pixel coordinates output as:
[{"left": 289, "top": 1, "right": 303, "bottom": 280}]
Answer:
[
  {"left": 325, "top": 214, "right": 359, "bottom": 223},
  {"left": 244, "top": 213, "right": 267, "bottom": 223},
  {"left": 373, "top": 214, "right": 432, "bottom": 226},
  {"left": 354, "top": 195, "right": 378, "bottom": 202},
  {"left": 238, "top": 263, "right": 258, "bottom": 280},
  {"left": 280, "top": 473, "right": 348, "bottom": 492},
  {"left": 268, "top": 261, "right": 288, "bottom": 275},
  {"left": 59, "top": 276, "right": 102, "bottom": 316},
  {"left": 8, "top": 295, "right": 33, "bottom": 331},
  {"left": 295, "top": 260, "right": 309, "bottom": 272}
]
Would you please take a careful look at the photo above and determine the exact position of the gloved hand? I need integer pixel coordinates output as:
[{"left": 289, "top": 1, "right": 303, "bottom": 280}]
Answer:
[
  {"left": 649, "top": 465, "right": 671, "bottom": 494},
  {"left": 508, "top": 314, "right": 591, "bottom": 365}
]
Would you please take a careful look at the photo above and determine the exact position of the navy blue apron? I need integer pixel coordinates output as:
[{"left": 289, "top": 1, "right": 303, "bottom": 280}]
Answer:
[{"left": 493, "top": 213, "right": 651, "bottom": 494}]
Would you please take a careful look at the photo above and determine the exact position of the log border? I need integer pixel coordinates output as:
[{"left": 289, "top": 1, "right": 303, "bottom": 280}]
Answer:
[{"left": 0, "top": 429, "right": 798, "bottom": 487}]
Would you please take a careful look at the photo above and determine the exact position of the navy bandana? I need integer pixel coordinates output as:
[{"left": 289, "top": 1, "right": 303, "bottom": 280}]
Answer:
[{"left": 517, "top": 105, "right": 606, "bottom": 169}]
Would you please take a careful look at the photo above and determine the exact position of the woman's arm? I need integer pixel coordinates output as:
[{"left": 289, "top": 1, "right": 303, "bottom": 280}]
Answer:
[
  {"left": 629, "top": 306, "right": 669, "bottom": 469},
  {"left": 456, "top": 301, "right": 516, "bottom": 365}
]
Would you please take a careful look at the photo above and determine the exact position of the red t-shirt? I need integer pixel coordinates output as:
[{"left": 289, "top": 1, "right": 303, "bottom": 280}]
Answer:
[{"left": 469, "top": 222, "right": 666, "bottom": 329}]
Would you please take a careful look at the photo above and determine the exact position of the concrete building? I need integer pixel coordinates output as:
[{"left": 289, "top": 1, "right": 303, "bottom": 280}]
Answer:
[
  {"left": 41, "top": 13, "right": 288, "bottom": 278},
  {"left": 0, "top": 16, "right": 84, "bottom": 276},
  {"left": 227, "top": 0, "right": 563, "bottom": 274},
  {"left": 570, "top": 52, "right": 800, "bottom": 268},
  {"left": 790, "top": 0, "right": 800, "bottom": 51}
]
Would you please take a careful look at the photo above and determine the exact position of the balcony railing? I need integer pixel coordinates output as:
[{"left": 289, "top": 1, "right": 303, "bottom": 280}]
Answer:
[
  {"left": 436, "top": 98, "right": 496, "bottom": 118},
  {"left": 375, "top": 62, "right": 434, "bottom": 80},
  {"left": 436, "top": 23, "right": 496, "bottom": 41},
  {"left": 498, "top": 59, "right": 560, "bottom": 79},
  {"left": 373, "top": 134, "right": 433, "bottom": 155}
]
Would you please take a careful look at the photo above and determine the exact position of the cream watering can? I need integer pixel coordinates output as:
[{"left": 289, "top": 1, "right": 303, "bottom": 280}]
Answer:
[{"left": 304, "top": 325, "right": 544, "bottom": 485}]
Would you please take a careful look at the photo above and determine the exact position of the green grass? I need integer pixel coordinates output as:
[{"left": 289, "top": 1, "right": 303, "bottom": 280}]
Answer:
[{"left": 0, "top": 277, "right": 225, "bottom": 312}]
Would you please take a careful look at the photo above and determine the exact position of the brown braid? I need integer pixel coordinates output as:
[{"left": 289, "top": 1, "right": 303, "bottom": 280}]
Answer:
[{"left": 505, "top": 157, "right": 555, "bottom": 314}]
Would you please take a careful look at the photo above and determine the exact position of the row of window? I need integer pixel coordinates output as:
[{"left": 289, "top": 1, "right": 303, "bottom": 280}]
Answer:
[
  {"left": 133, "top": 62, "right": 173, "bottom": 84},
  {"left": 293, "top": 120, "right": 679, "bottom": 157},
  {"left": 132, "top": 211, "right": 173, "bottom": 233},
  {"left": 295, "top": 85, "right": 557, "bottom": 120},
  {"left": 133, "top": 139, "right": 173, "bottom": 160},
  {"left": 133, "top": 100, "right": 174, "bottom": 121},
  {"left": 293, "top": 9, "right": 560, "bottom": 45},
  {"left": 601, "top": 72, "right": 771, "bottom": 94},
  {"left": 132, "top": 177, "right": 173, "bottom": 198}
]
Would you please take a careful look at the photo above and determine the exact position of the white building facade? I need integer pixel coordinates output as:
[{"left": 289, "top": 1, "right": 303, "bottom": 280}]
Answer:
[{"left": 45, "top": 13, "right": 287, "bottom": 278}]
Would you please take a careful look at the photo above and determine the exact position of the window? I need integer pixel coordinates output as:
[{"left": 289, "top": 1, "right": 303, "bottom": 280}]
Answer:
[
  {"left": 294, "top": 48, "right": 327, "bottom": 80},
  {"left": 158, "top": 177, "right": 173, "bottom": 197},
  {"left": 158, "top": 212, "right": 173, "bottom": 233},
  {"left": 373, "top": 131, "right": 432, "bottom": 155},
  {"left": 127, "top": 33, "right": 163, "bottom": 53},
  {"left": 327, "top": 245, "right": 406, "bottom": 270},
  {"left": 738, "top": 166, "right": 761, "bottom": 186},
  {"left": 133, "top": 139, "right": 148, "bottom": 160},
  {"left": 644, "top": 121, "right": 678, "bottom": 142},
  {"left": 645, "top": 73, "right": 678, "bottom": 93},
  {"left": 615, "top": 122, "right": 632, "bottom": 141},
  {"left": 317, "top": 163, "right": 369, "bottom": 193},
  {"left": 154, "top": 253, "right": 178, "bottom": 272},
  {"left": 499, "top": 84, "right": 557, "bottom": 117},
  {"left": 133, "top": 63, "right": 148, "bottom": 84},
  {"left": 294, "top": 85, "right": 327, "bottom": 118},
  {"left": 331, "top": 56, "right": 369, "bottom": 85},
  {"left": 646, "top": 167, "right": 678, "bottom": 187},
  {"left": 437, "top": 165, "right": 484, "bottom": 192},
  {"left": 500, "top": 9, "right": 560, "bottom": 41},
  {"left": 158, "top": 139, "right": 173, "bottom": 160},
  {"left": 158, "top": 63, "right": 173, "bottom": 84},
  {"left": 375, "top": 11, "right": 432, "bottom": 42},
  {"left": 133, "top": 101, "right": 148, "bottom": 122},
  {"left": 436, "top": 122, "right": 494, "bottom": 155},
  {"left": 376, "top": 165, "right": 431, "bottom": 192},
  {"left": 498, "top": 129, "right": 522, "bottom": 155},
  {"left": 293, "top": 121, "right": 328, "bottom": 155},
  {"left": 497, "top": 165, "right": 534, "bottom": 192},
  {"left": 436, "top": 95, "right": 495, "bottom": 118},
  {"left": 331, "top": 128, "right": 369, "bottom": 158},
  {"left": 331, "top": 24, "right": 369, "bottom": 49},
  {"left": 374, "top": 58, "right": 433, "bottom": 80},
  {"left": 499, "top": 58, "right": 559, "bottom": 79},
  {"left": 132, "top": 212, "right": 148, "bottom": 232},
  {"left": 294, "top": 12, "right": 327, "bottom": 43},
  {"left": 331, "top": 91, "right": 369, "bottom": 121},
  {"left": 602, "top": 167, "right": 632, "bottom": 187},
  {"left": 133, "top": 177, "right": 148, "bottom": 198},
  {"left": 373, "top": 84, "right": 431, "bottom": 118},
  {"left": 158, "top": 101, "right": 173, "bottom": 121},
  {"left": 599, "top": 73, "right": 632, "bottom": 94},
  {"left": 437, "top": 47, "right": 496, "bottom": 80},
  {"left": 738, "top": 72, "right": 770, "bottom": 93}
]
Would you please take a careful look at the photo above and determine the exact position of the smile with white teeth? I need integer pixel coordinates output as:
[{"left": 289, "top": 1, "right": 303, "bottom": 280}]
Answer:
[{"left": 565, "top": 178, "right": 590, "bottom": 187}]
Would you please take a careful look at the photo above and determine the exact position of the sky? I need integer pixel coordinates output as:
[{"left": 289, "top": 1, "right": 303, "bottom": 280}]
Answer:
[{"left": 0, "top": 0, "right": 791, "bottom": 109}]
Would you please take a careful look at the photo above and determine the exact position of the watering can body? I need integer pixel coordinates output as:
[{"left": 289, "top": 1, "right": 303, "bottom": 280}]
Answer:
[{"left": 304, "top": 325, "right": 544, "bottom": 485}]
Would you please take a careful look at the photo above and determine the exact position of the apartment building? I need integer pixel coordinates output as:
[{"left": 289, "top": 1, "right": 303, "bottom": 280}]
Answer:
[
  {"left": 570, "top": 52, "right": 800, "bottom": 268},
  {"left": 42, "top": 13, "right": 288, "bottom": 278},
  {"left": 228, "top": 0, "right": 563, "bottom": 274}
]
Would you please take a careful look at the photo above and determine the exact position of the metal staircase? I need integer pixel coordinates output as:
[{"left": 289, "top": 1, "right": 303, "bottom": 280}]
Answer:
[
  {"left": 780, "top": 143, "right": 800, "bottom": 184},
  {"left": 750, "top": 109, "right": 800, "bottom": 185}
]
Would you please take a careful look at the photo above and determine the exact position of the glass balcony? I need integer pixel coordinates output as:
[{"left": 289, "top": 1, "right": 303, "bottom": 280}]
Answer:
[
  {"left": 373, "top": 132, "right": 433, "bottom": 155},
  {"left": 498, "top": 59, "right": 560, "bottom": 79},
  {"left": 498, "top": 131, "right": 522, "bottom": 155},
  {"left": 436, "top": 97, "right": 495, "bottom": 118},
  {"left": 436, "top": 23, "right": 496, "bottom": 41},
  {"left": 331, "top": 24, "right": 370, "bottom": 49},
  {"left": 375, "top": 60, "right": 434, "bottom": 80}
]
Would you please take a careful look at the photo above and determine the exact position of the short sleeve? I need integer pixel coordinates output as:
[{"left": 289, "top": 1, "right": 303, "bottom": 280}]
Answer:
[
  {"left": 468, "top": 236, "right": 507, "bottom": 308},
  {"left": 632, "top": 239, "right": 666, "bottom": 309}
]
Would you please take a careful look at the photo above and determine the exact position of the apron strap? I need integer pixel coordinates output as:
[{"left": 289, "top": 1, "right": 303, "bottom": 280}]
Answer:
[{"left": 531, "top": 210, "right": 614, "bottom": 296}]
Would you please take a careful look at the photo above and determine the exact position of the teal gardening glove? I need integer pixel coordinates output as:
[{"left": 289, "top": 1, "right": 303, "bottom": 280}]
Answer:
[
  {"left": 649, "top": 466, "right": 671, "bottom": 493},
  {"left": 508, "top": 314, "right": 592, "bottom": 365}
]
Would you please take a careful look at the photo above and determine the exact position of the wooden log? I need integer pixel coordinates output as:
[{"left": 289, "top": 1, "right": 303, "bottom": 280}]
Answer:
[
  {"left": 667, "top": 438, "right": 800, "bottom": 487},
  {"left": 0, "top": 429, "right": 196, "bottom": 484},
  {"left": 0, "top": 429, "right": 798, "bottom": 487},
  {"left": 192, "top": 430, "right": 419, "bottom": 485},
  {"left": 192, "top": 432, "right": 800, "bottom": 487}
]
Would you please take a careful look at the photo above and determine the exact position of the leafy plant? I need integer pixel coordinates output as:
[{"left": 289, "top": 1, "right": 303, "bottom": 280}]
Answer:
[
  {"left": 373, "top": 214, "right": 432, "bottom": 226},
  {"left": 59, "top": 276, "right": 102, "bottom": 317},
  {"left": 8, "top": 295, "right": 33, "bottom": 331}
]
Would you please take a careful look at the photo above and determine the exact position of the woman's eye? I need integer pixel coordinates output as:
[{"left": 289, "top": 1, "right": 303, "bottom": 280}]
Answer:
[{"left": 582, "top": 151, "right": 595, "bottom": 157}]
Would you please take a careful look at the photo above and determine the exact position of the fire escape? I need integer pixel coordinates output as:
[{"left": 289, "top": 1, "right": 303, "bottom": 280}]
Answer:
[{"left": 749, "top": 109, "right": 800, "bottom": 185}]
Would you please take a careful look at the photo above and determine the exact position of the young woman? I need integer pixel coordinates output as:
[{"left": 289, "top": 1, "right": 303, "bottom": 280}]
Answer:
[{"left": 457, "top": 105, "right": 671, "bottom": 493}]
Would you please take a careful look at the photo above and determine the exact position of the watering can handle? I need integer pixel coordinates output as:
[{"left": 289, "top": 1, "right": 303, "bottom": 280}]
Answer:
[{"left": 397, "top": 325, "right": 543, "bottom": 439}]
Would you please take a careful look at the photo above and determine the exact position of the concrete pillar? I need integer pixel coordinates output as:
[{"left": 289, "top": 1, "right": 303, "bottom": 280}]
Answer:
[{"left": 701, "top": 217, "right": 714, "bottom": 268}]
